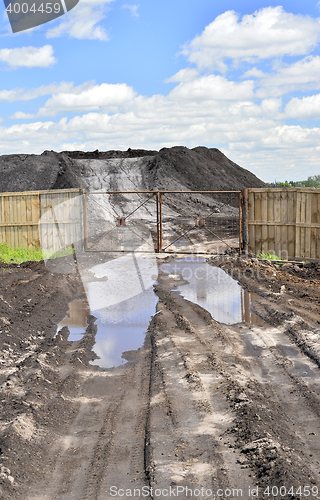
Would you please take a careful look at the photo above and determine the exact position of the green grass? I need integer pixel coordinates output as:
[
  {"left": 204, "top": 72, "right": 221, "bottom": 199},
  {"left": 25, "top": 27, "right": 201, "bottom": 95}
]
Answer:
[
  {"left": 258, "top": 251, "right": 281, "bottom": 261},
  {"left": 0, "top": 242, "right": 74, "bottom": 264}
]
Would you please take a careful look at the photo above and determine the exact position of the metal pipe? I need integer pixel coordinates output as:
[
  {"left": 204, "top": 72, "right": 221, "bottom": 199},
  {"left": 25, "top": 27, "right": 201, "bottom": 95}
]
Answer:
[
  {"left": 159, "top": 192, "right": 163, "bottom": 252},
  {"left": 84, "top": 193, "right": 88, "bottom": 251},
  {"left": 238, "top": 192, "right": 242, "bottom": 256},
  {"left": 156, "top": 191, "right": 160, "bottom": 253}
]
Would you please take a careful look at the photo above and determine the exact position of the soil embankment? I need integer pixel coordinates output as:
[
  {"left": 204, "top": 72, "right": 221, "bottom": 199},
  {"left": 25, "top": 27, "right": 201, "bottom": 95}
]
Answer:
[{"left": 0, "top": 146, "right": 265, "bottom": 193}]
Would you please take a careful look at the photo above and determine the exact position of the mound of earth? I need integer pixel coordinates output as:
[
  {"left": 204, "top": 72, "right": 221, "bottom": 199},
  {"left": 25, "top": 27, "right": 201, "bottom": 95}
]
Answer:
[{"left": 0, "top": 146, "right": 265, "bottom": 193}]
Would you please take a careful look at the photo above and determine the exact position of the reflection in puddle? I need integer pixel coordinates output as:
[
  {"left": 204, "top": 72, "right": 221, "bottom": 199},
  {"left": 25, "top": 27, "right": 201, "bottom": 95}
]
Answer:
[
  {"left": 161, "top": 258, "right": 263, "bottom": 325},
  {"left": 59, "top": 253, "right": 158, "bottom": 368},
  {"left": 59, "top": 256, "right": 263, "bottom": 370},
  {"left": 90, "top": 287, "right": 158, "bottom": 368},
  {"left": 58, "top": 299, "right": 90, "bottom": 340}
]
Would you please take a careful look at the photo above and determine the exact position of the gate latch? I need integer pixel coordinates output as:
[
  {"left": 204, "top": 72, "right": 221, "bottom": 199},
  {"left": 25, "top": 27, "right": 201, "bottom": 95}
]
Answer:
[
  {"left": 195, "top": 217, "right": 205, "bottom": 227},
  {"left": 116, "top": 216, "right": 126, "bottom": 227}
]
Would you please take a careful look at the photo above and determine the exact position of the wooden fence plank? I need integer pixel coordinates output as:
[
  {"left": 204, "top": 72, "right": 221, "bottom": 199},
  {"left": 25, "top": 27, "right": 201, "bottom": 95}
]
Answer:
[
  {"left": 280, "top": 190, "right": 288, "bottom": 260},
  {"left": 274, "top": 190, "right": 281, "bottom": 258},
  {"left": 311, "top": 193, "right": 317, "bottom": 259},
  {"left": 255, "top": 192, "right": 262, "bottom": 255},
  {"left": 305, "top": 193, "right": 312, "bottom": 258},
  {"left": 301, "top": 192, "right": 306, "bottom": 257},
  {"left": 287, "top": 190, "right": 295, "bottom": 260},
  {"left": 267, "top": 191, "right": 275, "bottom": 254},
  {"left": 261, "top": 191, "right": 268, "bottom": 253},
  {"left": 295, "top": 191, "right": 302, "bottom": 258},
  {"left": 248, "top": 190, "right": 255, "bottom": 254}
]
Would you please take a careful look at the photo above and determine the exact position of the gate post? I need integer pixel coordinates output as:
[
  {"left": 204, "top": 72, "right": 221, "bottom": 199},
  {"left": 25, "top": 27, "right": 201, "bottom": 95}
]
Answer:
[
  {"left": 159, "top": 192, "right": 163, "bottom": 252},
  {"left": 242, "top": 189, "right": 249, "bottom": 254},
  {"left": 156, "top": 192, "right": 160, "bottom": 253}
]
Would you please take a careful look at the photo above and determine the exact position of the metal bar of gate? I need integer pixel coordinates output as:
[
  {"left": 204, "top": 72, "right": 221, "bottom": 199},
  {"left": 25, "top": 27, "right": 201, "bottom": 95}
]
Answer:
[
  {"left": 159, "top": 192, "right": 163, "bottom": 252},
  {"left": 156, "top": 192, "right": 160, "bottom": 253},
  {"left": 239, "top": 192, "right": 242, "bottom": 254},
  {"left": 85, "top": 191, "right": 159, "bottom": 194},
  {"left": 83, "top": 190, "right": 241, "bottom": 254}
]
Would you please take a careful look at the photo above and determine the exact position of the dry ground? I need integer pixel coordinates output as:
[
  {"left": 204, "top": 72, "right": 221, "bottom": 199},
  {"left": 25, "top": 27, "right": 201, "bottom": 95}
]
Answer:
[{"left": 0, "top": 254, "right": 320, "bottom": 500}]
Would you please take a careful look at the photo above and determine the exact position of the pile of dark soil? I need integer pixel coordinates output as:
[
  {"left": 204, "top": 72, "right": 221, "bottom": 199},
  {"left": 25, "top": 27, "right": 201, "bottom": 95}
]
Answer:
[{"left": 0, "top": 146, "right": 265, "bottom": 193}]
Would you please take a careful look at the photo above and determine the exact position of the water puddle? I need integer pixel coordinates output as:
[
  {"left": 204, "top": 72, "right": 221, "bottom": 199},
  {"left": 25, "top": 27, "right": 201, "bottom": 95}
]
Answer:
[
  {"left": 58, "top": 255, "right": 262, "bottom": 369},
  {"left": 58, "top": 253, "right": 158, "bottom": 368},
  {"left": 160, "top": 258, "right": 263, "bottom": 325},
  {"left": 58, "top": 298, "right": 90, "bottom": 340}
]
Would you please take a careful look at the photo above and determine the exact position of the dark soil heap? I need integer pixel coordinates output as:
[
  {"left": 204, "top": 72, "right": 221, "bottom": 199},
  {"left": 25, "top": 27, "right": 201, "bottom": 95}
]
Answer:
[{"left": 0, "top": 146, "right": 265, "bottom": 193}]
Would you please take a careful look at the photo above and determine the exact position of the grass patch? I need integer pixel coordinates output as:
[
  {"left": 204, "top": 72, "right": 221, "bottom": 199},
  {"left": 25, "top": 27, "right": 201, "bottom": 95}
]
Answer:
[
  {"left": 0, "top": 243, "right": 74, "bottom": 264},
  {"left": 258, "top": 251, "right": 282, "bottom": 261}
]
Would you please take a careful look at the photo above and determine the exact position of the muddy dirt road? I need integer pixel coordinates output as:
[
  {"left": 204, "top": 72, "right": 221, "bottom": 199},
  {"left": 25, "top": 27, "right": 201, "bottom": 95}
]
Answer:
[{"left": 0, "top": 254, "right": 320, "bottom": 500}]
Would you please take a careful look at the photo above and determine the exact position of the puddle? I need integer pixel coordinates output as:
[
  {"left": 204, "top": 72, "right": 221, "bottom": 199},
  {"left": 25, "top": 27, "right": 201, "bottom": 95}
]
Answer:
[
  {"left": 276, "top": 344, "right": 299, "bottom": 357},
  {"left": 160, "top": 258, "right": 263, "bottom": 325},
  {"left": 291, "top": 362, "right": 315, "bottom": 378},
  {"left": 58, "top": 299, "right": 90, "bottom": 340},
  {"left": 58, "top": 253, "right": 158, "bottom": 368},
  {"left": 90, "top": 287, "right": 157, "bottom": 368},
  {"left": 58, "top": 255, "right": 262, "bottom": 370}
]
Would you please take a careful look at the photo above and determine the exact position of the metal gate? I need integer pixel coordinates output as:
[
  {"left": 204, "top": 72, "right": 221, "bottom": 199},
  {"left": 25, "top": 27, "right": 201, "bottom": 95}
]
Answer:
[
  {"left": 84, "top": 190, "right": 241, "bottom": 254},
  {"left": 159, "top": 191, "right": 241, "bottom": 254},
  {"left": 84, "top": 191, "right": 160, "bottom": 253}
]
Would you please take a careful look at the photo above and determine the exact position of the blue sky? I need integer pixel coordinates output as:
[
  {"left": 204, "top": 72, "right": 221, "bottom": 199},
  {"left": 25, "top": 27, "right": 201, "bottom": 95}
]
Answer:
[{"left": 1, "top": 0, "right": 320, "bottom": 182}]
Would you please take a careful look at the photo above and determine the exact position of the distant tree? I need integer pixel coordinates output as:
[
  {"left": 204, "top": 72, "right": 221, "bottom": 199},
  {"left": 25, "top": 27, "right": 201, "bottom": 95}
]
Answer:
[{"left": 302, "top": 175, "right": 320, "bottom": 188}]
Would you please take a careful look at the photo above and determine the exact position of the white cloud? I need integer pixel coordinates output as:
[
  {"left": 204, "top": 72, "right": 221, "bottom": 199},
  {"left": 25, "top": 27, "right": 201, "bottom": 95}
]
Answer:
[
  {"left": 284, "top": 94, "right": 320, "bottom": 119},
  {"left": 165, "top": 68, "right": 199, "bottom": 83},
  {"left": 9, "top": 112, "right": 34, "bottom": 119},
  {"left": 121, "top": 4, "right": 139, "bottom": 18},
  {"left": 168, "top": 75, "right": 254, "bottom": 101},
  {"left": 2, "top": 94, "right": 320, "bottom": 182},
  {"left": 46, "top": 0, "right": 114, "bottom": 40},
  {"left": 242, "top": 68, "right": 266, "bottom": 79},
  {"left": 33, "top": 82, "right": 137, "bottom": 116},
  {"left": 0, "top": 45, "right": 56, "bottom": 68},
  {"left": 182, "top": 7, "right": 320, "bottom": 72},
  {"left": 0, "top": 82, "right": 94, "bottom": 102},
  {"left": 255, "top": 56, "right": 320, "bottom": 98}
]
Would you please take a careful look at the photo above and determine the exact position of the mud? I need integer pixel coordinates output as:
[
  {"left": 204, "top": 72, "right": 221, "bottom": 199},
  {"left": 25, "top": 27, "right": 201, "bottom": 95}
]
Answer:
[{"left": 0, "top": 253, "right": 320, "bottom": 499}]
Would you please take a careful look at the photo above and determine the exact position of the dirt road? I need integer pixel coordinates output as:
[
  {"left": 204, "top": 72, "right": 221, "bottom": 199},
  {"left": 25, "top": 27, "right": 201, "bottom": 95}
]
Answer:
[{"left": 0, "top": 254, "right": 320, "bottom": 500}]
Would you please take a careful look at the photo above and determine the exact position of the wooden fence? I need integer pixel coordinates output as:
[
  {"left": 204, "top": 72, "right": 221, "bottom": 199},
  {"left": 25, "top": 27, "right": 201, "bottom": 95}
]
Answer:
[
  {"left": 243, "top": 188, "right": 320, "bottom": 260},
  {"left": 0, "top": 188, "right": 84, "bottom": 253},
  {"left": 2, "top": 186, "right": 320, "bottom": 261}
]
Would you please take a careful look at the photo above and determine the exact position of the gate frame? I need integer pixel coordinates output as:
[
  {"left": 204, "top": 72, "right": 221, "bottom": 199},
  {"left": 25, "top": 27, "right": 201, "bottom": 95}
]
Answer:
[
  {"left": 83, "top": 190, "right": 242, "bottom": 255},
  {"left": 158, "top": 190, "right": 242, "bottom": 254},
  {"left": 84, "top": 190, "right": 161, "bottom": 253}
]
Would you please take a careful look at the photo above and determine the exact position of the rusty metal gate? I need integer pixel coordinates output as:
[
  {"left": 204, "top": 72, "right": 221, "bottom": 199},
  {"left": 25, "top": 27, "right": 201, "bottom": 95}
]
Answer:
[
  {"left": 84, "top": 190, "right": 241, "bottom": 254},
  {"left": 84, "top": 191, "right": 160, "bottom": 252},
  {"left": 159, "top": 191, "right": 241, "bottom": 253}
]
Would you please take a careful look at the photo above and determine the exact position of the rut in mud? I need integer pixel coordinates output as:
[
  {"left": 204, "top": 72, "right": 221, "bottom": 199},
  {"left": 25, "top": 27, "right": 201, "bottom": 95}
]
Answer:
[{"left": 0, "top": 254, "right": 320, "bottom": 499}]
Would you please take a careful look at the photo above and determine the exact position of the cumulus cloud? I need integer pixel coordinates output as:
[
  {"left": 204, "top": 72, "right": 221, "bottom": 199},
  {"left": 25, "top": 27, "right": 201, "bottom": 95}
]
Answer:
[
  {"left": 182, "top": 7, "right": 320, "bottom": 72},
  {"left": 254, "top": 56, "right": 320, "bottom": 98},
  {"left": 2, "top": 93, "right": 320, "bottom": 182},
  {"left": 169, "top": 75, "right": 254, "bottom": 101},
  {"left": 46, "top": 0, "right": 114, "bottom": 40},
  {"left": 0, "top": 81, "right": 94, "bottom": 102},
  {"left": 165, "top": 68, "right": 199, "bottom": 83},
  {"left": 121, "top": 4, "right": 139, "bottom": 18},
  {"left": 242, "top": 68, "right": 266, "bottom": 79},
  {"left": 32, "top": 82, "right": 137, "bottom": 116},
  {"left": 284, "top": 94, "right": 320, "bottom": 119},
  {"left": 0, "top": 45, "right": 56, "bottom": 68}
]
